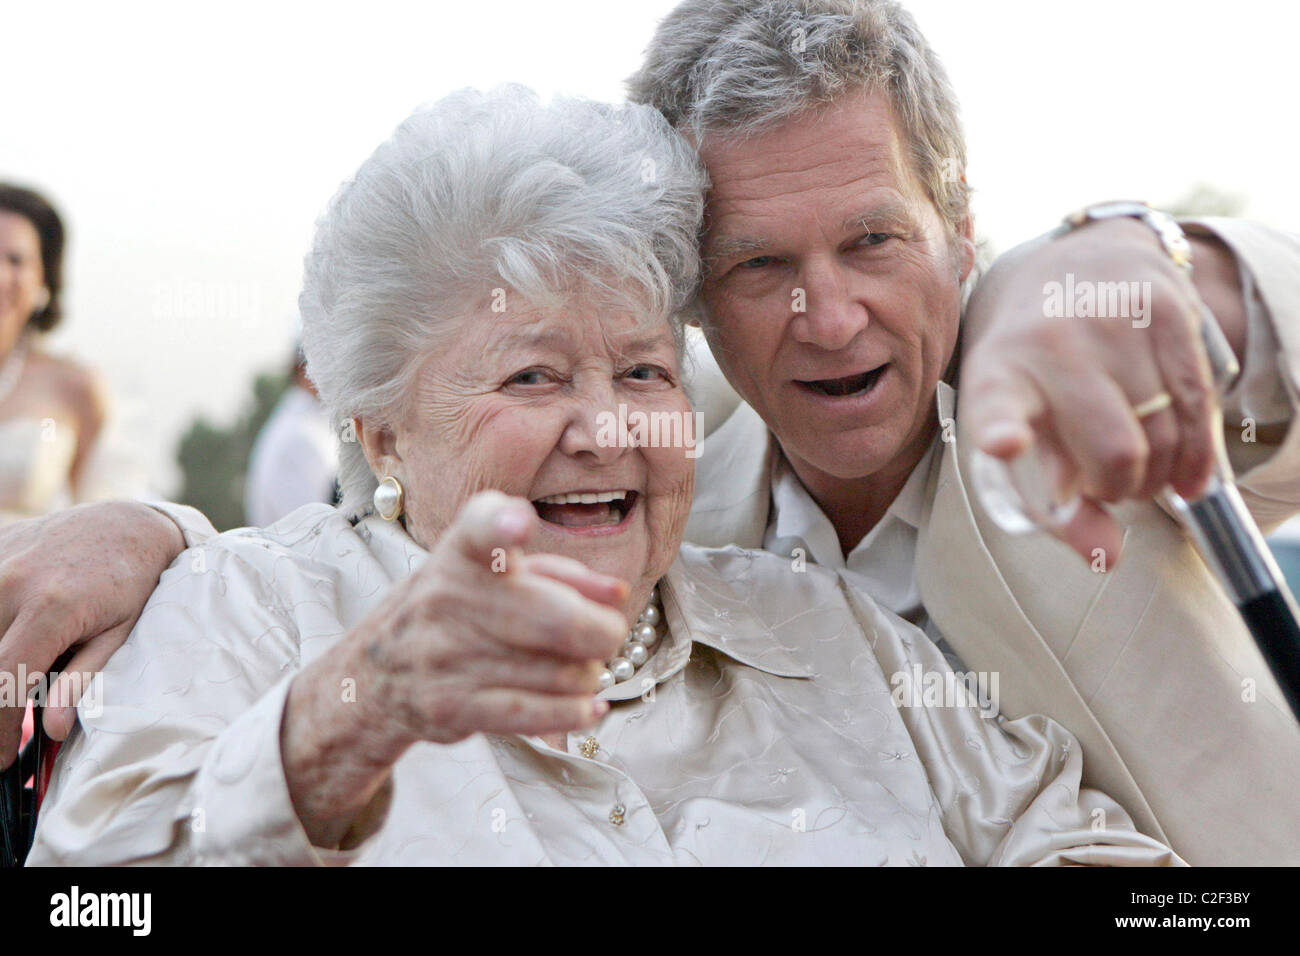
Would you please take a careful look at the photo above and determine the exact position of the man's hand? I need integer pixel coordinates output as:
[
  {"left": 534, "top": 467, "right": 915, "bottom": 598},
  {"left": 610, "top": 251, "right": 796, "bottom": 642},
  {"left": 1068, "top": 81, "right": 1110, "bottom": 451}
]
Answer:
[
  {"left": 960, "top": 216, "right": 1245, "bottom": 565},
  {"left": 0, "top": 502, "right": 186, "bottom": 766}
]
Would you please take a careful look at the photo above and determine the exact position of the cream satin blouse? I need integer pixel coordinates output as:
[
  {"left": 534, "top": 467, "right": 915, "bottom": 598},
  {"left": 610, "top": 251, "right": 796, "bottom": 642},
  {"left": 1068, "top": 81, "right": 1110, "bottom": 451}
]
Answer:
[{"left": 29, "top": 504, "right": 1179, "bottom": 866}]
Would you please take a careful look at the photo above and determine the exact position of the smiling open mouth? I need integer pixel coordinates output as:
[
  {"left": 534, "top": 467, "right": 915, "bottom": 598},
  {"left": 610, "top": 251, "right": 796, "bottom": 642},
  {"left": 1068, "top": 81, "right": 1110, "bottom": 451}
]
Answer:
[
  {"left": 532, "top": 490, "right": 638, "bottom": 528},
  {"left": 797, "top": 364, "right": 888, "bottom": 397}
]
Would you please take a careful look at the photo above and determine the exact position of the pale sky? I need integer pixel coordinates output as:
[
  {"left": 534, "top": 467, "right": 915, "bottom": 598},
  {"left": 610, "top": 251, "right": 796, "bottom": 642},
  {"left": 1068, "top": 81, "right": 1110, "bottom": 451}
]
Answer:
[{"left": 4, "top": 0, "right": 1297, "bottom": 492}]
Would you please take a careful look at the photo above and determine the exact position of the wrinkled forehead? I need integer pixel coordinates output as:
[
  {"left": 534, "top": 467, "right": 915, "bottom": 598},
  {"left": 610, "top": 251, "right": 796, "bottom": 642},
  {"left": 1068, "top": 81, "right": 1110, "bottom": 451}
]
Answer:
[
  {"left": 447, "top": 287, "right": 682, "bottom": 366},
  {"left": 694, "top": 84, "right": 916, "bottom": 176},
  {"left": 696, "top": 89, "right": 929, "bottom": 236}
]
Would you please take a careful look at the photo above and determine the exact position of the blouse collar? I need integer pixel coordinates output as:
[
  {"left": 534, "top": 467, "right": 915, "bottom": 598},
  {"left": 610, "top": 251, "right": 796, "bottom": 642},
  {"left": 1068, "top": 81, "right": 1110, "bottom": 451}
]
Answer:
[{"left": 353, "top": 513, "right": 817, "bottom": 704}]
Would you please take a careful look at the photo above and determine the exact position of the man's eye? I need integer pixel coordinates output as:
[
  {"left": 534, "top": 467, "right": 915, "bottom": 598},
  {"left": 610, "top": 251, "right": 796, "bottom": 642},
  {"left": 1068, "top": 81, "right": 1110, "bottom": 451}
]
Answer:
[
  {"left": 738, "top": 255, "right": 778, "bottom": 270},
  {"left": 856, "top": 233, "right": 892, "bottom": 248}
]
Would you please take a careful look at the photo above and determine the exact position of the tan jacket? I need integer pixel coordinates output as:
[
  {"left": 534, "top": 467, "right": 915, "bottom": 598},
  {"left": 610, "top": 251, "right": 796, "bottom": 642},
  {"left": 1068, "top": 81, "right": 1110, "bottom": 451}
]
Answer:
[{"left": 684, "top": 219, "right": 1300, "bottom": 866}]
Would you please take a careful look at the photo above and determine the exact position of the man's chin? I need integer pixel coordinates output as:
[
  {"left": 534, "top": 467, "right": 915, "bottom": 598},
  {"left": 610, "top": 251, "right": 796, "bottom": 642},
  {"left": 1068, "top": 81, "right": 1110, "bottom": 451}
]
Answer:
[{"left": 778, "top": 430, "right": 908, "bottom": 482}]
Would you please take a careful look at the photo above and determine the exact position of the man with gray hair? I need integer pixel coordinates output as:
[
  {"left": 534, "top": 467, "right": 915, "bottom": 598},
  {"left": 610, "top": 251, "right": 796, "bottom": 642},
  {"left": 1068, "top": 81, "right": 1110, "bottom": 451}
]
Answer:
[
  {"left": 2, "top": 0, "right": 1298, "bottom": 865},
  {"left": 623, "top": 0, "right": 1300, "bottom": 865}
]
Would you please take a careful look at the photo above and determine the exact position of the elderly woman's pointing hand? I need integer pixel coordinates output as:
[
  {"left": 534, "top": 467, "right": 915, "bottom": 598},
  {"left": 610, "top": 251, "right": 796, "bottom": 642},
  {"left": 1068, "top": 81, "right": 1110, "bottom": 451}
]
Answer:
[{"left": 281, "top": 491, "right": 627, "bottom": 847}]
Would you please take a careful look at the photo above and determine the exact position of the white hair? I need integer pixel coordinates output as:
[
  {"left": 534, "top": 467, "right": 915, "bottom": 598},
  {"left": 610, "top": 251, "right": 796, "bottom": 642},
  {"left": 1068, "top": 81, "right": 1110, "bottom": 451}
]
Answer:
[
  {"left": 299, "top": 86, "right": 708, "bottom": 519},
  {"left": 627, "top": 0, "right": 971, "bottom": 235}
]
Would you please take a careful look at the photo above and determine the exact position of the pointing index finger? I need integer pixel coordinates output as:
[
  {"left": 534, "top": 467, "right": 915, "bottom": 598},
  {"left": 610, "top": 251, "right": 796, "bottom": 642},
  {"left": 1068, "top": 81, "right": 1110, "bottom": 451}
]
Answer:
[{"left": 960, "top": 357, "right": 1045, "bottom": 460}]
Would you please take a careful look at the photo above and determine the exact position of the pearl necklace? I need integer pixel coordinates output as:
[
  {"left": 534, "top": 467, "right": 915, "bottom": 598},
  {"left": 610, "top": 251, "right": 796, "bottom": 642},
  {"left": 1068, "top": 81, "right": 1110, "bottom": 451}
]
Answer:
[
  {"left": 0, "top": 340, "right": 28, "bottom": 406},
  {"left": 598, "top": 587, "right": 662, "bottom": 690}
]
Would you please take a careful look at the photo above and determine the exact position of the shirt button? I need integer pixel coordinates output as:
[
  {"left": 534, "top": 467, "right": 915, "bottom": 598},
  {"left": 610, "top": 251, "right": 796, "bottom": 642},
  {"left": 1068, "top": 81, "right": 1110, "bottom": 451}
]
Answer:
[
  {"left": 579, "top": 736, "right": 600, "bottom": 759},
  {"left": 608, "top": 804, "right": 626, "bottom": 826}
]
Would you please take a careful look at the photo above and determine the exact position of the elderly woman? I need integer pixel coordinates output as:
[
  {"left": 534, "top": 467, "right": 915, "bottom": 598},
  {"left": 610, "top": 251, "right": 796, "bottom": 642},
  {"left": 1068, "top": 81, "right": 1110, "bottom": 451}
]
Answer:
[{"left": 28, "top": 87, "right": 1177, "bottom": 866}]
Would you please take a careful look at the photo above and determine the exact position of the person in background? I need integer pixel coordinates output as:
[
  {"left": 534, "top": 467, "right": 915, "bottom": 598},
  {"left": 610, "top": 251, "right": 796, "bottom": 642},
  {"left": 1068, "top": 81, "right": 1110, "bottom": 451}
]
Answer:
[
  {"left": 0, "top": 184, "right": 109, "bottom": 526},
  {"left": 0, "top": 183, "right": 114, "bottom": 752},
  {"left": 243, "top": 345, "right": 338, "bottom": 526}
]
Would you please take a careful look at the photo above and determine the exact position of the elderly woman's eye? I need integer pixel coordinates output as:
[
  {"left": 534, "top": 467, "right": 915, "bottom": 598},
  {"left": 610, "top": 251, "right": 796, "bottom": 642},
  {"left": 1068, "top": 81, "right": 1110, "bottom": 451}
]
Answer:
[
  {"left": 623, "top": 364, "right": 673, "bottom": 384},
  {"left": 505, "top": 368, "right": 555, "bottom": 387},
  {"left": 738, "top": 255, "right": 777, "bottom": 270}
]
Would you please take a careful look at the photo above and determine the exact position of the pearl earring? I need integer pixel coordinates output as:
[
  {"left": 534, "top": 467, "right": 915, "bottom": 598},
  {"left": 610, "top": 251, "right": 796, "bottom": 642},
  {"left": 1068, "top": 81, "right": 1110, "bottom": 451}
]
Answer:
[
  {"left": 33, "top": 288, "right": 51, "bottom": 313},
  {"left": 373, "top": 476, "right": 404, "bottom": 521}
]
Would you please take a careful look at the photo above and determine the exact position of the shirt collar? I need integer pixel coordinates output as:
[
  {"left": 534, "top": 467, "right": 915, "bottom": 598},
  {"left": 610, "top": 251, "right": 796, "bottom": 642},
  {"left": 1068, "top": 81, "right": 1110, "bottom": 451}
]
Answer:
[
  {"left": 354, "top": 513, "right": 431, "bottom": 582},
  {"left": 597, "top": 546, "right": 817, "bottom": 701},
  {"left": 766, "top": 434, "right": 941, "bottom": 569}
]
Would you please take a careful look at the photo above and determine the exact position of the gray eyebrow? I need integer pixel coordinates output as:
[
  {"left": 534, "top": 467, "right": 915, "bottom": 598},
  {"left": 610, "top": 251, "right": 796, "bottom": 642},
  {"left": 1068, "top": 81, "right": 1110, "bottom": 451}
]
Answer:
[
  {"left": 840, "top": 200, "right": 915, "bottom": 234},
  {"left": 705, "top": 199, "right": 918, "bottom": 264},
  {"left": 615, "top": 330, "right": 675, "bottom": 354},
  {"left": 482, "top": 325, "right": 575, "bottom": 357},
  {"left": 703, "top": 235, "right": 769, "bottom": 263}
]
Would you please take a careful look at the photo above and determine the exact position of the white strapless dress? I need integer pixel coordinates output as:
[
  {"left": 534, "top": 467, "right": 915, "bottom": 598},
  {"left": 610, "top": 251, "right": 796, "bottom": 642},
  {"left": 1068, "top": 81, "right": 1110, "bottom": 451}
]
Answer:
[{"left": 0, "top": 418, "right": 77, "bottom": 525}]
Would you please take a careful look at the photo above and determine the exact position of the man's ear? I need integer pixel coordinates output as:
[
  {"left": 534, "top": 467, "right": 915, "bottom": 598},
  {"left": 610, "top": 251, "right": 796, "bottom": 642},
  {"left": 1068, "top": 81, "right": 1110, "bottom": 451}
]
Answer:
[{"left": 353, "top": 416, "right": 402, "bottom": 480}]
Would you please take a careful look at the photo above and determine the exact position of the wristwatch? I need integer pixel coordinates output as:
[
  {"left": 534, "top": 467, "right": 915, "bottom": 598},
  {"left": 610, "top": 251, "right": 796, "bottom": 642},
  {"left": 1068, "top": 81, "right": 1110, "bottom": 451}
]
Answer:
[{"left": 1049, "top": 199, "right": 1239, "bottom": 391}]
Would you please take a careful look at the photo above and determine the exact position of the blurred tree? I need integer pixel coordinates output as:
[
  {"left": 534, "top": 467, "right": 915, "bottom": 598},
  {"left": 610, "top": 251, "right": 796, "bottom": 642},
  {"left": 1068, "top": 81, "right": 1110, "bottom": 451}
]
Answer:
[
  {"left": 174, "top": 371, "right": 291, "bottom": 531},
  {"left": 1164, "top": 183, "right": 1247, "bottom": 219}
]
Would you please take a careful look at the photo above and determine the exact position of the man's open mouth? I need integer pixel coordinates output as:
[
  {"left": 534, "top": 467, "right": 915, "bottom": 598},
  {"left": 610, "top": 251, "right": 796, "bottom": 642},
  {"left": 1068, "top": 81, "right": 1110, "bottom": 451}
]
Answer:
[
  {"left": 796, "top": 363, "right": 888, "bottom": 397},
  {"left": 532, "top": 490, "right": 638, "bottom": 528}
]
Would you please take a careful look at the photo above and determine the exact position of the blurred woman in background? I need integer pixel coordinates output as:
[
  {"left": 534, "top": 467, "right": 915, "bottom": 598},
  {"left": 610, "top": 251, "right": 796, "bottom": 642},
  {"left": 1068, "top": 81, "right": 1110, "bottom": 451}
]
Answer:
[
  {"left": 0, "top": 184, "right": 115, "bottom": 753},
  {"left": 0, "top": 184, "right": 109, "bottom": 526}
]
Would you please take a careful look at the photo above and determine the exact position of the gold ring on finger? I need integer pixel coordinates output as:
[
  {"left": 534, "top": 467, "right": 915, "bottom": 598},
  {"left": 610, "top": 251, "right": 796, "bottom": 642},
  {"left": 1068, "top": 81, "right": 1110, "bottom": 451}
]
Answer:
[{"left": 1132, "top": 391, "right": 1173, "bottom": 420}]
